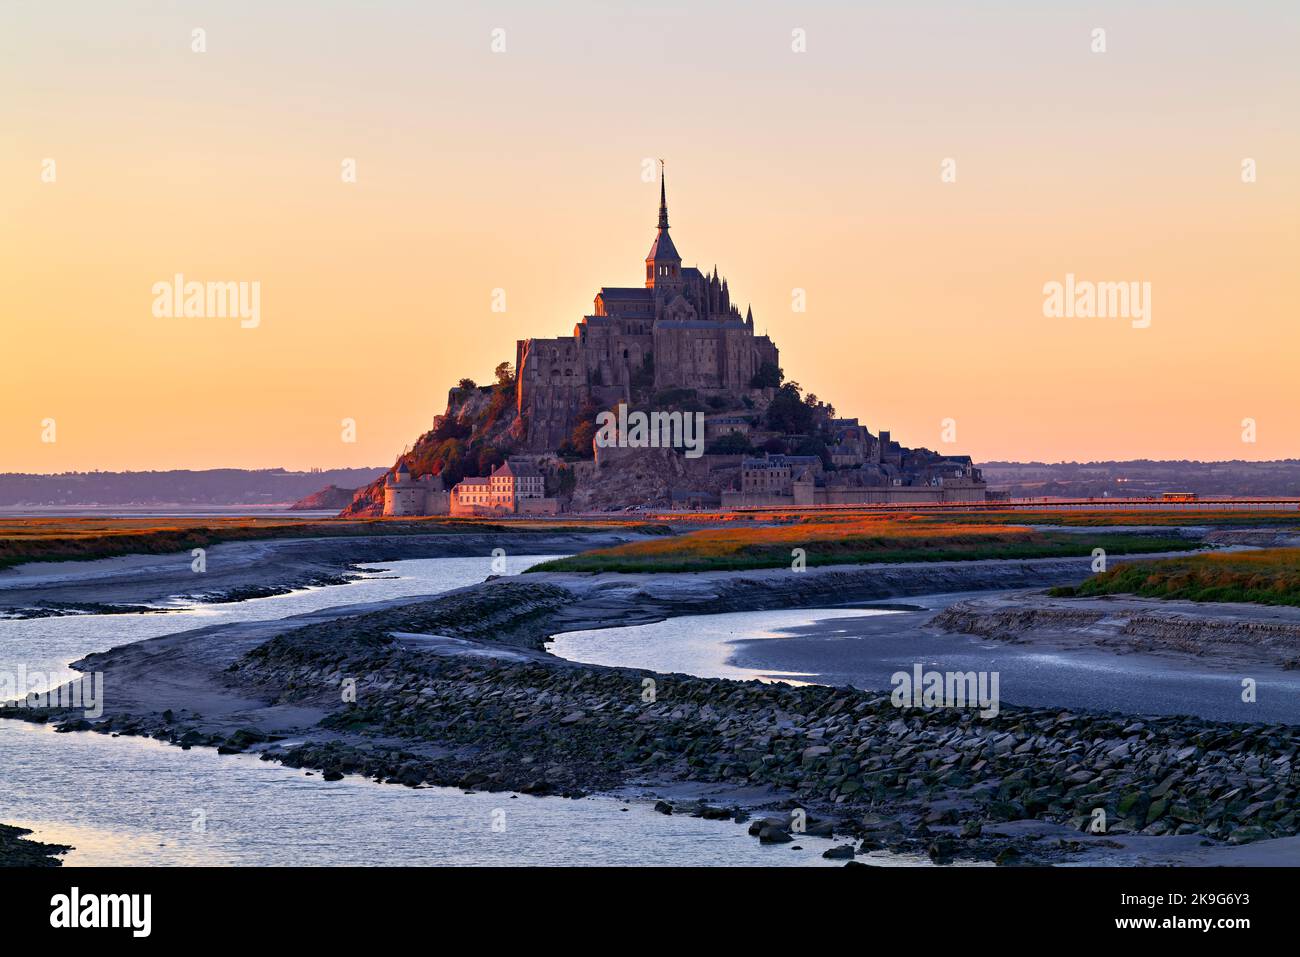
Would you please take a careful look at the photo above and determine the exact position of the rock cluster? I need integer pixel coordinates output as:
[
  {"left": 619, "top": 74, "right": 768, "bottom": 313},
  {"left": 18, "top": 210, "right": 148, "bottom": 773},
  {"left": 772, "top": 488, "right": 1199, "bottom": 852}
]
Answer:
[
  {"left": 3, "top": 601, "right": 171, "bottom": 621},
  {"left": 10, "top": 579, "right": 1299, "bottom": 865},
  {"left": 0, "top": 823, "right": 69, "bottom": 867},
  {"left": 229, "top": 618, "right": 1300, "bottom": 857}
]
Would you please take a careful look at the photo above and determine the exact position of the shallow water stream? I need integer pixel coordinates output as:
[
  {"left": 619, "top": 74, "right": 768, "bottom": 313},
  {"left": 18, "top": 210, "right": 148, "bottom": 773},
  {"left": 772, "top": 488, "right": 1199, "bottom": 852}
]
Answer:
[{"left": 0, "top": 555, "right": 848, "bottom": 866}]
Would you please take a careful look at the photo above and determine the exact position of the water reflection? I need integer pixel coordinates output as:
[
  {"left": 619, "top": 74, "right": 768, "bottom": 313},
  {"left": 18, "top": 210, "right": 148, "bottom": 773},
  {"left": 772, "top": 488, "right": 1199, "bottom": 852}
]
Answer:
[{"left": 547, "top": 607, "right": 900, "bottom": 682}]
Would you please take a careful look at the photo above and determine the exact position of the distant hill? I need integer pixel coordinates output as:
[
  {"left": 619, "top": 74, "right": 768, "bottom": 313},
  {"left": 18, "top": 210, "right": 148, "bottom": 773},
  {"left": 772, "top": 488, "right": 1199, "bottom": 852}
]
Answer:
[
  {"left": 979, "top": 459, "right": 1300, "bottom": 499},
  {"left": 289, "top": 484, "right": 359, "bottom": 511},
  {"left": 0, "top": 468, "right": 388, "bottom": 507}
]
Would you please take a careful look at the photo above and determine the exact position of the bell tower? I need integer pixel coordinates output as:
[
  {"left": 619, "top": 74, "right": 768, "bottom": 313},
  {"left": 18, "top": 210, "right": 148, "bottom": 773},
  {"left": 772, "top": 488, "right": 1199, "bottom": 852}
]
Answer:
[{"left": 645, "top": 160, "right": 681, "bottom": 290}]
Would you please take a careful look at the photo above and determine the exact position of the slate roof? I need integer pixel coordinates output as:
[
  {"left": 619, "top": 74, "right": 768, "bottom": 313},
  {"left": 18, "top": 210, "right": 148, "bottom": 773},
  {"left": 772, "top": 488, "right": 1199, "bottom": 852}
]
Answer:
[
  {"left": 598, "top": 287, "right": 652, "bottom": 301},
  {"left": 647, "top": 228, "right": 680, "bottom": 262},
  {"left": 493, "top": 461, "right": 543, "bottom": 478}
]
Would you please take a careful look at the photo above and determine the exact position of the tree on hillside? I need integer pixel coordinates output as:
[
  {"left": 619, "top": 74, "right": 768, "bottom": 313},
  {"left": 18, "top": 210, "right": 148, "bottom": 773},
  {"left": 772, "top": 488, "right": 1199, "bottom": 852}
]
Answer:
[
  {"left": 764, "top": 382, "right": 815, "bottom": 435},
  {"left": 432, "top": 416, "right": 471, "bottom": 442},
  {"left": 476, "top": 445, "right": 508, "bottom": 474},
  {"left": 749, "top": 361, "right": 783, "bottom": 389},
  {"left": 430, "top": 439, "right": 465, "bottom": 487},
  {"left": 792, "top": 435, "right": 831, "bottom": 469},
  {"left": 483, "top": 362, "right": 518, "bottom": 430},
  {"left": 558, "top": 397, "right": 603, "bottom": 459},
  {"left": 705, "top": 431, "right": 754, "bottom": 455}
]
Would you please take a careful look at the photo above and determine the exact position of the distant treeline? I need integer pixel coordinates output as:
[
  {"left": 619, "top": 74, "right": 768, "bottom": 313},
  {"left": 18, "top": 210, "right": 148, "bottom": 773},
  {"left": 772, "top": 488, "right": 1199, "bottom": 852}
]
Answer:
[
  {"left": 978, "top": 459, "right": 1300, "bottom": 498},
  {"left": 0, "top": 468, "right": 387, "bottom": 507}
]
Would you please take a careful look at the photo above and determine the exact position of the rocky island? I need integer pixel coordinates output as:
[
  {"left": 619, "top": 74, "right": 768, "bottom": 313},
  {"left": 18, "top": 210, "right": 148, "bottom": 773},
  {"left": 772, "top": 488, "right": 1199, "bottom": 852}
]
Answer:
[{"left": 339, "top": 171, "right": 986, "bottom": 519}]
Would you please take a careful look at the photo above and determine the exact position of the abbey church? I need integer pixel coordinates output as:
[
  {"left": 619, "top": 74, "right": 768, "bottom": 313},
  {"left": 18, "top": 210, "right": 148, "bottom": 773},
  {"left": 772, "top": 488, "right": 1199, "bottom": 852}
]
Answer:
[{"left": 515, "top": 167, "right": 780, "bottom": 450}]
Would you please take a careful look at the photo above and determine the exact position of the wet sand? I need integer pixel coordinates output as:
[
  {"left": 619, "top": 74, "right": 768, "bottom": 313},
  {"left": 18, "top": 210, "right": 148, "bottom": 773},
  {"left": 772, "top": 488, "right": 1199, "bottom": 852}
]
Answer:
[
  {"left": 712, "top": 592, "right": 1300, "bottom": 724},
  {"left": 6, "top": 532, "right": 1300, "bottom": 866}
]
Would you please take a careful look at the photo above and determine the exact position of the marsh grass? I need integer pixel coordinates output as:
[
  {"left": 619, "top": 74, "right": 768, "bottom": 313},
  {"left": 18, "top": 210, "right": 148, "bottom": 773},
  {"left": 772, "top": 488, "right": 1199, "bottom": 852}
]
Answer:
[
  {"left": 1054, "top": 548, "right": 1300, "bottom": 607},
  {"left": 0, "top": 516, "right": 652, "bottom": 570},
  {"left": 529, "top": 516, "right": 1197, "bottom": 573}
]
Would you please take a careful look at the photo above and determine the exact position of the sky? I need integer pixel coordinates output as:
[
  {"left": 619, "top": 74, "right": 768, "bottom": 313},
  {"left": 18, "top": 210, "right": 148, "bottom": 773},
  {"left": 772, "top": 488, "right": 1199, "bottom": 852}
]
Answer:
[{"left": 2, "top": 0, "right": 1297, "bottom": 471}]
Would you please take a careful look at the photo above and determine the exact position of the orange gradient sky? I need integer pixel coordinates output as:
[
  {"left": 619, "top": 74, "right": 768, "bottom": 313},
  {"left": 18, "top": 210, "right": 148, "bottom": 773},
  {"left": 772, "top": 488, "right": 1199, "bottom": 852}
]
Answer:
[{"left": 2, "top": 1, "right": 1297, "bottom": 472}]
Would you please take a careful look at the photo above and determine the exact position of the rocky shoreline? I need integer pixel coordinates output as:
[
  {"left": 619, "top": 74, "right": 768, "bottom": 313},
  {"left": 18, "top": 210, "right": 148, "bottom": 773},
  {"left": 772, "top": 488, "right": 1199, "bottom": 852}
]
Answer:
[
  {"left": 1, "top": 571, "right": 368, "bottom": 620},
  {"left": 7, "top": 566, "right": 1300, "bottom": 866},
  {"left": 0, "top": 823, "right": 68, "bottom": 867}
]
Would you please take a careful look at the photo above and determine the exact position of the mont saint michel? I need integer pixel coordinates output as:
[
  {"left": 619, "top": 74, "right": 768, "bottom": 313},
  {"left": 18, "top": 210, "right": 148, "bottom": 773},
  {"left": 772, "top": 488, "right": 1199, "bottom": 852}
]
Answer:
[
  {"left": 5, "top": 0, "right": 1296, "bottom": 922},
  {"left": 352, "top": 168, "right": 987, "bottom": 518}
]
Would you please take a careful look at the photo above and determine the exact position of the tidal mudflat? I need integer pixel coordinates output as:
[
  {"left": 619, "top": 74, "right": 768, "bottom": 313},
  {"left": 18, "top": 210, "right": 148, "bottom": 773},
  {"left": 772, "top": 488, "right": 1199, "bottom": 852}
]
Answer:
[
  {"left": 6, "top": 526, "right": 1300, "bottom": 867},
  {"left": 547, "top": 597, "right": 1300, "bottom": 725}
]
